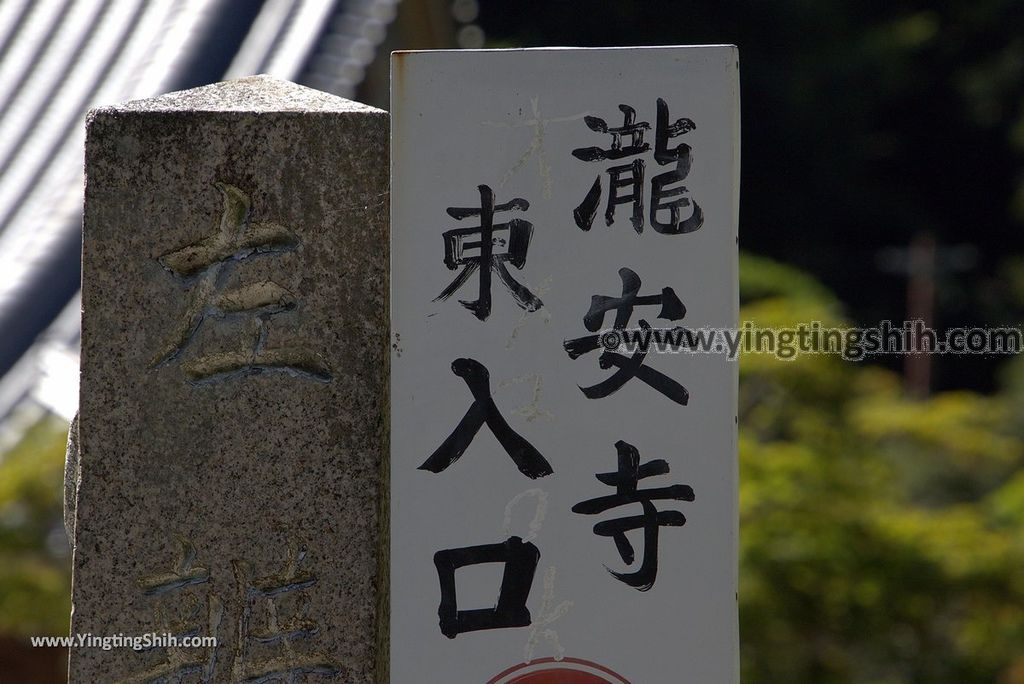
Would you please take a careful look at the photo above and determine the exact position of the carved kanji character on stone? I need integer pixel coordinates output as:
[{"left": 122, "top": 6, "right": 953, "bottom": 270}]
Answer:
[
  {"left": 231, "top": 539, "right": 341, "bottom": 682},
  {"left": 151, "top": 183, "right": 331, "bottom": 384},
  {"left": 121, "top": 537, "right": 222, "bottom": 684}
]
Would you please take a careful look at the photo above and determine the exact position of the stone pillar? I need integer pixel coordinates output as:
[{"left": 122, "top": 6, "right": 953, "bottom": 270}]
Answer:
[{"left": 68, "top": 76, "right": 388, "bottom": 683}]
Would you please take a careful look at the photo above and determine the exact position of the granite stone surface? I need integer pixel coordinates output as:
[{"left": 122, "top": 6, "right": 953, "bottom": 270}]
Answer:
[
  {"left": 63, "top": 412, "right": 79, "bottom": 540},
  {"left": 69, "top": 75, "right": 388, "bottom": 683}
]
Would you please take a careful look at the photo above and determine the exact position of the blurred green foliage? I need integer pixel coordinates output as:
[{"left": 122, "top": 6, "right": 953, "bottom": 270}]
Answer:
[
  {"left": 0, "top": 416, "right": 71, "bottom": 637},
  {"left": 739, "top": 253, "right": 1024, "bottom": 683}
]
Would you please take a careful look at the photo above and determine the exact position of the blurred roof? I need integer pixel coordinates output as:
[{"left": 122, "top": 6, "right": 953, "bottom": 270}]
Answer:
[{"left": 0, "top": 0, "right": 399, "bottom": 432}]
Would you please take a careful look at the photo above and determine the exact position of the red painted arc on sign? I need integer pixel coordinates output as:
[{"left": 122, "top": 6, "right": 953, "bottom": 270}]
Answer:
[{"left": 487, "top": 657, "right": 631, "bottom": 684}]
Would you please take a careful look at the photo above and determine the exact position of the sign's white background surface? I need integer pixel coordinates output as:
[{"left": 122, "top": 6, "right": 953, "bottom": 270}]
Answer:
[{"left": 391, "top": 46, "right": 739, "bottom": 683}]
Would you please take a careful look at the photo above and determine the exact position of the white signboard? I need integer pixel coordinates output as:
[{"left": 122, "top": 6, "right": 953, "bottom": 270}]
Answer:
[{"left": 390, "top": 46, "right": 739, "bottom": 683}]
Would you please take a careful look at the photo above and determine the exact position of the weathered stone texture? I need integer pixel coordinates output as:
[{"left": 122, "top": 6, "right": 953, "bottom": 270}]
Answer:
[{"left": 69, "top": 76, "right": 388, "bottom": 683}]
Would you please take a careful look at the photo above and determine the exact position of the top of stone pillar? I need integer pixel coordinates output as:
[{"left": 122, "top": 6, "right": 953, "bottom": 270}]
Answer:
[{"left": 95, "top": 74, "right": 385, "bottom": 115}]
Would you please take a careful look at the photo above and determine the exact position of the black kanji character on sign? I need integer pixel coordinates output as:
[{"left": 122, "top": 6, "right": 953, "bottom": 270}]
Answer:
[
  {"left": 572, "top": 105, "right": 650, "bottom": 233},
  {"left": 572, "top": 440, "right": 694, "bottom": 591},
  {"left": 650, "top": 97, "right": 703, "bottom": 234},
  {"left": 420, "top": 358, "right": 553, "bottom": 478},
  {"left": 563, "top": 267, "right": 689, "bottom": 405},
  {"left": 434, "top": 185, "right": 543, "bottom": 321},
  {"left": 433, "top": 536, "right": 540, "bottom": 639},
  {"left": 571, "top": 104, "right": 651, "bottom": 162},
  {"left": 572, "top": 98, "right": 703, "bottom": 235}
]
